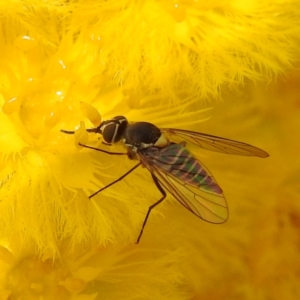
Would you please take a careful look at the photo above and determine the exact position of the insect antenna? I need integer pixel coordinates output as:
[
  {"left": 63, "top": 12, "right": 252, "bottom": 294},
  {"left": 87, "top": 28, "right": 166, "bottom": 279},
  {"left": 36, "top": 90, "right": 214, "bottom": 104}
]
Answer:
[
  {"left": 60, "top": 127, "right": 100, "bottom": 134},
  {"left": 60, "top": 129, "right": 76, "bottom": 134},
  {"left": 136, "top": 174, "right": 166, "bottom": 244}
]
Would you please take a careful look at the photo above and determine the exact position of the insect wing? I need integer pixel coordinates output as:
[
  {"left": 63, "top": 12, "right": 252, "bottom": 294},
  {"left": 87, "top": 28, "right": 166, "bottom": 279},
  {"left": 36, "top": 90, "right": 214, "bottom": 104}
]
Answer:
[
  {"left": 139, "top": 144, "right": 228, "bottom": 224},
  {"left": 161, "top": 128, "right": 269, "bottom": 158}
]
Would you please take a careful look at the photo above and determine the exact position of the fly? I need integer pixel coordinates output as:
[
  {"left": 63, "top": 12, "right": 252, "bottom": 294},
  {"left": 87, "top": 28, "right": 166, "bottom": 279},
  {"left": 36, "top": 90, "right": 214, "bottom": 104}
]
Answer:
[{"left": 61, "top": 116, "right": 269, "bottom": 243}]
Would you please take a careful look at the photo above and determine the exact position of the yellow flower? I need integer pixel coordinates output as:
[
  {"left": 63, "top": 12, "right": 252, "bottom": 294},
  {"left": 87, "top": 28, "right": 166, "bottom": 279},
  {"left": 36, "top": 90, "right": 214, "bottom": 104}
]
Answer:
[{"left": 0, "top": 0, "right": 299, "bottom": 299}]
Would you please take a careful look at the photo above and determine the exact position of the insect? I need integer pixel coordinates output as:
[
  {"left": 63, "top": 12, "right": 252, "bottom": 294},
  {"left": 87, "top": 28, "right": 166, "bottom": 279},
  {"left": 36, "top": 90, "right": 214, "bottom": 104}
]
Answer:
[{"left": 61, "top": 116, "right": 269, "bottom": 243}]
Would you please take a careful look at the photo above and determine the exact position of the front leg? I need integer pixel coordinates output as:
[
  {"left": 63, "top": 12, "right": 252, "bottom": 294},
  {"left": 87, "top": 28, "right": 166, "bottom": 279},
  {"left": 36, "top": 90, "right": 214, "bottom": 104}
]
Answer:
[{"left": 79, "top": 143, "right": 127, "bottom": 155}]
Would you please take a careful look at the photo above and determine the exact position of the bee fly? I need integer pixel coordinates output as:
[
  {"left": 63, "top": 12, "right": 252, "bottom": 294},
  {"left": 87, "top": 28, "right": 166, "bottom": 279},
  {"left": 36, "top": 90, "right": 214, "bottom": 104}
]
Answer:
[{"left": 61, "top": 116, "right": 269, "bottom": 243}]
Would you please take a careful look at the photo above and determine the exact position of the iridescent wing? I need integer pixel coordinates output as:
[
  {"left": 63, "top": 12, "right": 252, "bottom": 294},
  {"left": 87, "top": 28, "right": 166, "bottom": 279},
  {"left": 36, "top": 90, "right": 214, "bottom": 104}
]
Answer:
[
  {"left": 138, "top": 143, "right": 228, "bottom": 224},
  {"left": 160, "top": 128, "right": 269, "bottom": 158}
]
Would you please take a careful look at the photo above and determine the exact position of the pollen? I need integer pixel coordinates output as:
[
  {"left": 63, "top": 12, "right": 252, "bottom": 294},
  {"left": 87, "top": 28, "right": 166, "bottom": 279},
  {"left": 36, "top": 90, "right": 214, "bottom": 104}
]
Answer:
[
  {"left": 74, "top": 121, "right": 89, "bottom": 148},
  {"left": 2, "top": 97, "right": 22, "bottom": 115},
  {"left": 80, "top": 101, "right": 102, "bottom": 127},
  {"left": 14, "top": 35, "right": 37, "bottom": 51}
]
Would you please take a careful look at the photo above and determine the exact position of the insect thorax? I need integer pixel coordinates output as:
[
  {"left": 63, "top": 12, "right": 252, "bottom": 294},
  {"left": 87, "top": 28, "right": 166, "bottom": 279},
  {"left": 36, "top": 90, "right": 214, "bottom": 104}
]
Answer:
[{"left": 123, "top": 122, "right": 168, "bottom": 151}]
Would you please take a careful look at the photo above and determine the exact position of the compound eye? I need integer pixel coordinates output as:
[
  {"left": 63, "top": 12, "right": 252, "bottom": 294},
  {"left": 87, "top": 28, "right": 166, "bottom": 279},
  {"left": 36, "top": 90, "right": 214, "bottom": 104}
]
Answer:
[
  {"left": 102, "top": 122, "right": 119, "bottom": 144},
  {"left": 101, "top": 116, "right": 128, "bottom": 144}
]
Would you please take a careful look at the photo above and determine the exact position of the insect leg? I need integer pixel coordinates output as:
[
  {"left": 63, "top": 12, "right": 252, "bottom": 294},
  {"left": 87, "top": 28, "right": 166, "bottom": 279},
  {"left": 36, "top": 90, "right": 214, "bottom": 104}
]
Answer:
[
  {"left": 136, "top": 174, "right": 166, "bottom": 244},
  {"left": 79, "top": 143, "right": 127, "bottom": 155},
  {"left": 89, "top": 163, "right": 141, "bottom": 198}
]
